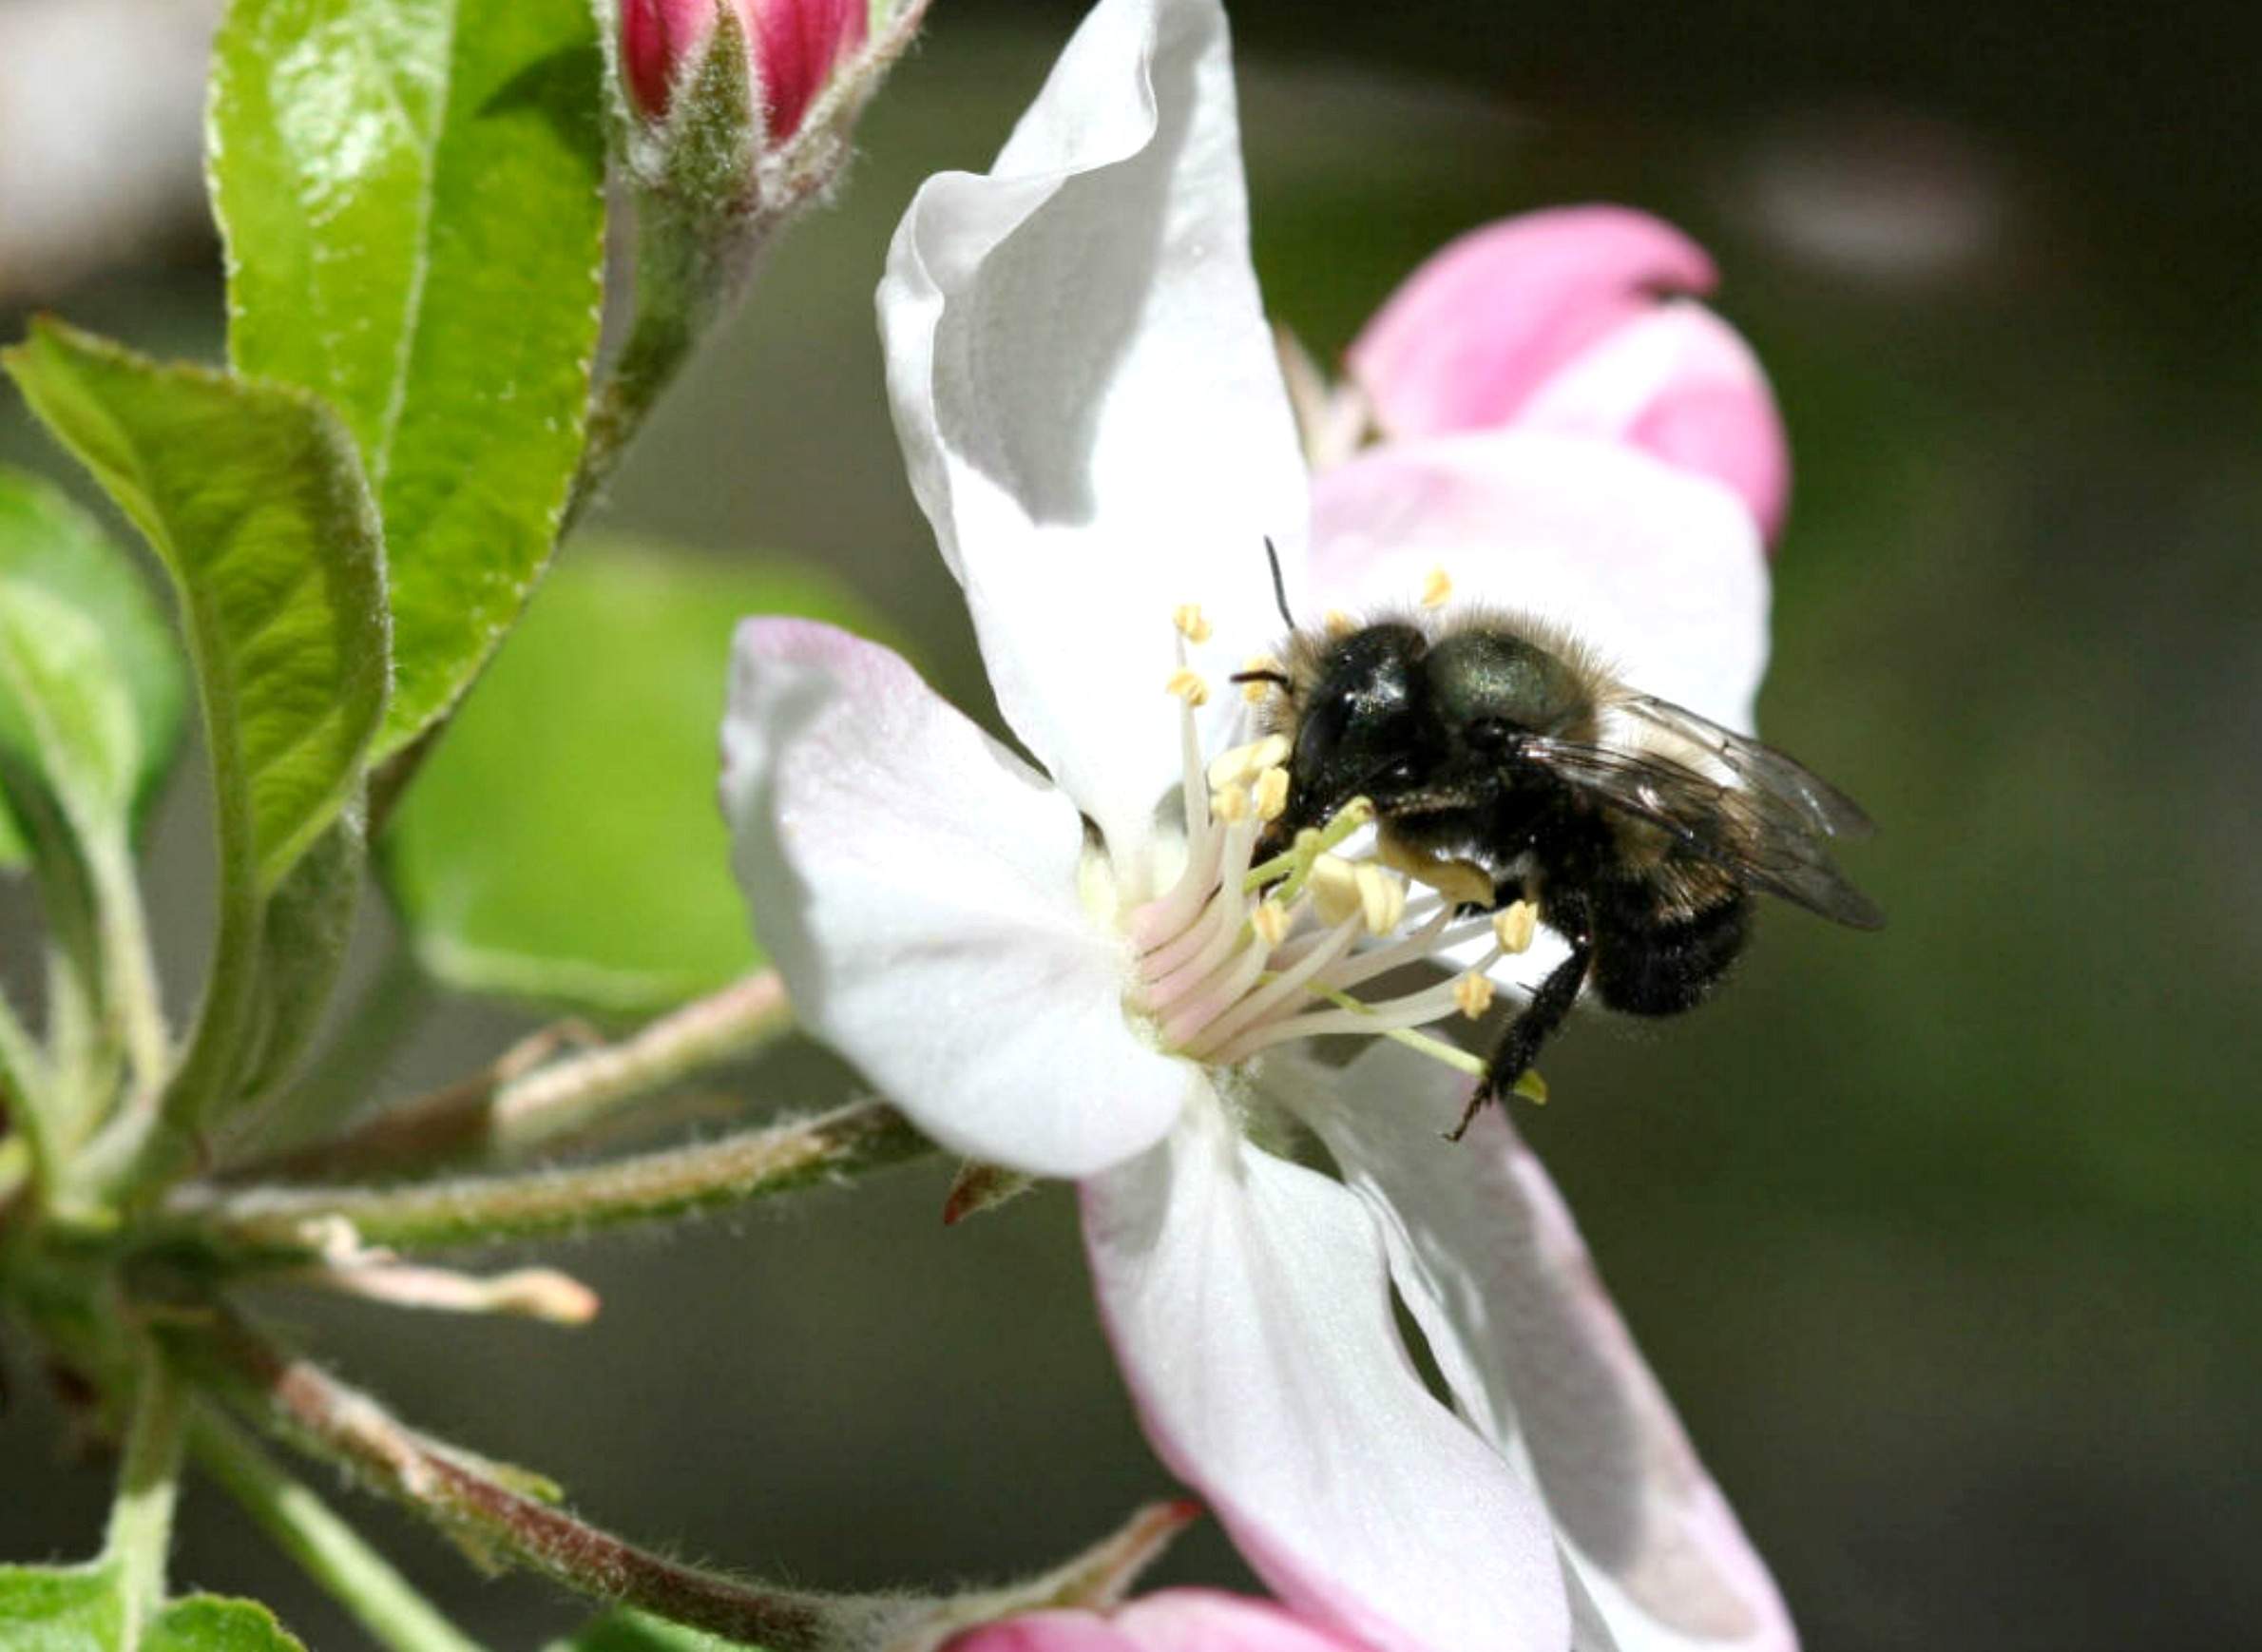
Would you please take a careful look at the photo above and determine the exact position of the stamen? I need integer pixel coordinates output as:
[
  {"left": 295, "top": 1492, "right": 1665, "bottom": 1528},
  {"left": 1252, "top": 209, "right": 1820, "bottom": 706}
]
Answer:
[
  {"left": 1420, "top": 566, "right": 1454, "bottom": 608},
  {"left": 1252, "top": 766, "right": 1290, "bottom": 822},
  {"left": 1309, "top": 855, "right": 1362, "bottom": 928},
  {"left": 1172, "top": 603, "right": 1214, "bottom": 644},
  {"left": 1165, "top": 667, "right": 1210, "bottom": 707},
  {"left": 1494, "top": 901, "right": 1539, "bottom": 954},
  {"left": 1451, "top": 972, "right": 1496, "bottom": 1019},
  {"left": 1206, "top": 735, "right": 1290, "bottom": 792},
  {"left": 1354, "top": 863, "right": 1408, "bottom": 935},
  {"left": 1210, "top": 785, "right": 1251, "bottom": 825},
  {"left": 1251, "top": 897, "right": 1292, "bottom": 949}
]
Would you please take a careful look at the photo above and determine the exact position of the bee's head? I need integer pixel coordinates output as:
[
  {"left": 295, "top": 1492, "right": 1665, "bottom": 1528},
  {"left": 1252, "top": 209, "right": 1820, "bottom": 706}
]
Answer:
[{"left": 1275, "top": 622, "right": 1438, "bottom": 834}]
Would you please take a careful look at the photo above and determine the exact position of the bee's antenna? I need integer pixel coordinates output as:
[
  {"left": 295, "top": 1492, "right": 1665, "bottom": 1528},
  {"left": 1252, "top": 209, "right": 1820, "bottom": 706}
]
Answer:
[{"left": 1262, "top": 536, "right": 1295, "bottom": 631}]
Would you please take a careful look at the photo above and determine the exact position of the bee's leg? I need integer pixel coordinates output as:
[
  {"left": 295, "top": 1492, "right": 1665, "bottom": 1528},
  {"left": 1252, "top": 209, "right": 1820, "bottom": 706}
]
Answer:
[{"left": 1448, "top": 924, "right": 1592, "bottom": 1143}]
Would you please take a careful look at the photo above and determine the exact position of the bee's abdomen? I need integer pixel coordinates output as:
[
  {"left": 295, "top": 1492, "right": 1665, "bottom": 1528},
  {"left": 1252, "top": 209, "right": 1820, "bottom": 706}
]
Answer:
[{"left": 1590, "top": 886, "right": 1751, "bottom": 1017}]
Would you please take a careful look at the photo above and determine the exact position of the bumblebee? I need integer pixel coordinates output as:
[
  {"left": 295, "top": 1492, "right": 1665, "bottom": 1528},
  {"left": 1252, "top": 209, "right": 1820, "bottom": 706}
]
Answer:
[{"left": 1238, "top": 596, "right": 1881, "bottom": 1140}]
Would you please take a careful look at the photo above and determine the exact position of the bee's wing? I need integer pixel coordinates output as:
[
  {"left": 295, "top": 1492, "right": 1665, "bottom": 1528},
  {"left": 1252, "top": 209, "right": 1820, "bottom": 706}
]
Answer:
[
  {"left": 1518, "top": 737, "right": 1887, "bottom": 930},
  {"left": 1614, "top": 693, "right": 1877, "bottom": 840}
]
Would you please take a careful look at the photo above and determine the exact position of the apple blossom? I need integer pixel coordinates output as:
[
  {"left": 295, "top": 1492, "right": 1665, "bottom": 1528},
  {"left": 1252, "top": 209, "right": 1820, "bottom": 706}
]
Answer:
[
  {"left": 1345, "top": 207, "right": 1792, "bottom": 542},
  {"left": 621, "top": 0, "right": 867, "bottom": 143},
  {"left": 722, "top": 0, "right": 1798, "bottom": 1647}
]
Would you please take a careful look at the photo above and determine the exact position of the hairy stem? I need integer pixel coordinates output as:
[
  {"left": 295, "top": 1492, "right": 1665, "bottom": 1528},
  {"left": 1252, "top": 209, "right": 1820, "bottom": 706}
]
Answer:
[
  {"left": 190, "top": 1407, "right": 484, "bottom": 1652},
  {"left": 105, "top": 1344, "right": 186, "bottom": 1636},
  {"left": 169, "top": 1305, "right": 884, "bottom": 1651},
  {"left": 233, "top": 972, "right": 794, "bottom": 1184},
  {"left": 179, "top": 1100, "right": 929, "bottom": 1258}
]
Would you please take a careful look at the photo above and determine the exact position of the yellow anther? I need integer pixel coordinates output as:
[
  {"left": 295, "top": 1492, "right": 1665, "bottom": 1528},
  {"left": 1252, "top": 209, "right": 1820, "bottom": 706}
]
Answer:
[
  {"left": 1310, "top": 855, "right": 1362, "bottom": 927},
  {"left": 1323, "top": 608, "right": 1357, "bottom": 639},
  {"left": 1210, "top": 785, "right": 1250, "bottom": 825},
  {"left": 1172, "top": 603, "right": 1214, "bottom": 644},
  {"left": 1452, "top": 972, "right": 1497, "bottom": 1020},
  {"left": 1253, "top": 767, "right": 1291, "bottom": 822},
  {"left": 1164, "top": 667, "right": 1210, "bottom": 707},
  {"left": 1493, "top": 900, "right": 1539, "bottom": 954},
  {"left": 1355, "top": 863, "right": 1408, "bottom": 935},
  {"left": 1206, "top": 734, "right": 1291, "bottom": 792},
  {"left": 1420, "top": 566, "right": 1454, "bottom": 608},
  {"left": 1251, "top": 898, "right": 1292, "bottom": 949}
]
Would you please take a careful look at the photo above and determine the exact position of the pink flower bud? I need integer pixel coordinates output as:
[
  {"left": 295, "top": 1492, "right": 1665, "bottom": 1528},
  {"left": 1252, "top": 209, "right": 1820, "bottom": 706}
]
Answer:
[
  {"left": 1347, "top": 205, "right": 1792, "bottom": 543},
  {"left": 944, "top": 1590, "right": 1373, "bottom": 1652},
  {"left": 621, "top": 0, "right": 869, "bottom": 144}
]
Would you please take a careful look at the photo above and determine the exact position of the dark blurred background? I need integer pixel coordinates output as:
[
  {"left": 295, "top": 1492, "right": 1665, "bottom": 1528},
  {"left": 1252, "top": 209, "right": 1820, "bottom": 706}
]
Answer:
[{"left": 3, "top": 0, "right": 2258, "bottom": 1647}]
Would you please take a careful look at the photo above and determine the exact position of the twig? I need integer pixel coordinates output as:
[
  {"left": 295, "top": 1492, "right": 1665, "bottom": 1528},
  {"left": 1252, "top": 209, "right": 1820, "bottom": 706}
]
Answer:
[{"left": 105, "top": 1342, "right": 186, "bottom": 1637}]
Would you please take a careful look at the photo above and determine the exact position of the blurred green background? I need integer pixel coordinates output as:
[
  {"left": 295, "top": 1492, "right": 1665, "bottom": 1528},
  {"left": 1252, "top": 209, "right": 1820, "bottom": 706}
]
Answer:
[{"left": 3, "top": 1, "right": 2257, "bottom": 1647}]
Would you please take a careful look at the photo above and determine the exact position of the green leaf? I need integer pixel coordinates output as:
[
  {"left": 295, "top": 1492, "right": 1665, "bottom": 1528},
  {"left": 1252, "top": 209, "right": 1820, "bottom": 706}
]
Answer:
[
  {"left": 0, "top": 468, "right": 186, "bottom": 869},
  {"left": 384, "top": 538, "right": 888, "bottom": 1012},
  {"left": 3, "top": 319, "right": 389, "bottom": 898},
  {"left": 0, "top": 1566, "right": 305, "bottom": 1652},
  {"left": 210, "top": 0, "right": 607, "bottom": 759},
  {"left": 145, "top": 1596, "right": 309, "bottom": 1652},
  {"left": 546, "top": 1611, "right": 761, "bottom": 1652},
  {"left": 235, "top": 803, "right": 367, "bottom": 1101},
  {"left": 0, "top": 1563, "right": 122, "bottom": 1648}
]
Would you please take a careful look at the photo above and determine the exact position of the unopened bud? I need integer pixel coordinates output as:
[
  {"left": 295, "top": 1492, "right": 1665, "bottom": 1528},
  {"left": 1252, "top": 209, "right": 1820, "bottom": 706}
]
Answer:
[{"left": 621, "top": 0, "right": 869, "bottom": 144}]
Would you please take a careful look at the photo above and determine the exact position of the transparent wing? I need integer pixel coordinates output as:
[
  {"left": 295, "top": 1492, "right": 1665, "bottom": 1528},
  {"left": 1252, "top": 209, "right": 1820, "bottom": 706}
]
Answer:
[
  {"left": 1519, "top": 736, "right": 1886, "bottom": 930},
  {"left": 1614, "top": 693, "right": 1877, "bottom": 840}
]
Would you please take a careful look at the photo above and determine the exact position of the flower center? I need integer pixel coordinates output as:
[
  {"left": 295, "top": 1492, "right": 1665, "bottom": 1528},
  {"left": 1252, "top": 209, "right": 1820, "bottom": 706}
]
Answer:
[{"left": 1121, "top": 606, "right": 1539, "bottom": 1083}]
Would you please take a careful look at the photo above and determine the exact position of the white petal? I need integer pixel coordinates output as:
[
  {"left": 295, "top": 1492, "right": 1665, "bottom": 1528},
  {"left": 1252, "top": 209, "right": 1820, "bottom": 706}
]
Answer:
[
  {"left": 1307, "top": 430, "right": 1769, "bottom": 733},
  {"left": 878, "top": 0, "right": 1311, "bottom": 869},
  {"left": 1277, "top": 1046, "right": 1797, "bottom": 1652},
  {"left": 720, "top": 619, "right": 1193, "bottom": 1178},
  {"left": 1081, "top": 1098, "right": 1569, "bottom": 1652}
]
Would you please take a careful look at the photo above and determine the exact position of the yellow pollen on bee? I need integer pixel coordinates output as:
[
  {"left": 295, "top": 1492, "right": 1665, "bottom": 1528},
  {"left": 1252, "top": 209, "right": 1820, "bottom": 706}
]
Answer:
[
  {"left": 1452, "top": 972, "right": 1497, "bottom": 1019},
  {"left": 1251, "top": 897, "right": 1292, "bottom": 948},
  {"left": 1206, "top": 734, "right": 1291, "bottom": 792},
  {"left": 1374, "top": 837, "right": 1494, "bottom": 908},
  {"left": 1240, "top": 653, "right": 1287, "bottom": 702},
  {"left": 1164, "top": 667, "right": 1210, "bottom": 707},
  {"left": 1493, "top": 901, "right": 1539, "bottom": 954},
  {"left": 1253, "top": 766, "right": 1291, "bottom": 822},
  {"left": 1172, "top": 603, "right": 1214, "bottom": 644},
  {"left": 1323, "top": 608, "right": 1357, "bottom": 639},
  {"left": 1210, "top": 784, "right": 1251, "bottom": 824},
  {"left": 1420, "top": 567, "right": 1454, "bottom": 608}
]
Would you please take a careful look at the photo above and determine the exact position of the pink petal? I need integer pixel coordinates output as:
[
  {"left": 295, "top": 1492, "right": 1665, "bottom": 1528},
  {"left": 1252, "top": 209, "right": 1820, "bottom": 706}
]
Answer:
[
  {"left": 745, "top": 0, "right": 867, "bottom": 142},
  {"left": 1280, "top": 1046, "right": 1798, "bottom": 1652},
  {"left": 1516, "top": 304, "right": 1790, "bottom": 543},
  {"left": 1081, "top": 1104, "right": 1569, "bottom": 1652},
  {"left": 949, "top": 1591, "right": 1375, "bottom": 1652},
  {"left": 621, "top": 0, "right": 719, "bottom": 119},
  {"left": 1307, "top": 430, "right": 1770, "bottom": 733},
  {"left": 719, "top": 619, "right": 1193, "bottom": 1178},
  {"left": 878, "top": 0, "right": 1312, "bottom": 872},
  {"left": 1347, "top": 207, "right": 1716, "bottom": 441}
]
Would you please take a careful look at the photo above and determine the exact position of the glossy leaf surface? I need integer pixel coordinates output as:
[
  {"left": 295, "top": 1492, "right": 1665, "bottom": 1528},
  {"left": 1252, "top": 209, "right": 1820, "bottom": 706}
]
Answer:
[
  {"left": 3, "top": 320, "right": 389, "bottom": 897},
  {"left": 210, "top": 0, "right": 606, "bottom": 758}
]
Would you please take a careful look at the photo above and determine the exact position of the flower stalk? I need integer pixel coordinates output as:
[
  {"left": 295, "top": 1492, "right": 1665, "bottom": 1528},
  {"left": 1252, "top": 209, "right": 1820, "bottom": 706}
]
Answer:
[
  {"left": 172, "top": 1098, "right": 930, "bottom": 1259},
  {"left": 189, "top": 1408, "right": 484, "bottom": 1652},
  {"left": 229, "top": 970, "right": 795, "bottom": 1184}
]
